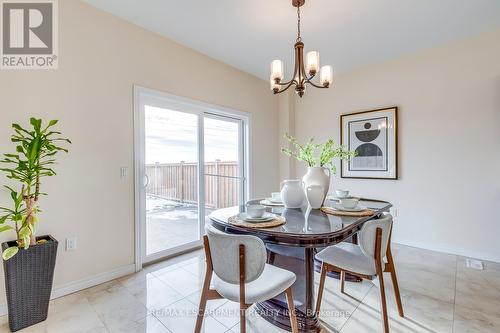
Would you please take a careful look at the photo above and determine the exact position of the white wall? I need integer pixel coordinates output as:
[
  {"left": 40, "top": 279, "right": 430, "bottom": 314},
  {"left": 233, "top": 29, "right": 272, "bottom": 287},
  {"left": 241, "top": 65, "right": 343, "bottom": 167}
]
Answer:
[
  {"left": 288, "top": 29, "right": 500, "bottom": 262},
  {"left": 0, "top": 0, "right": 279, "bottom": 304}
]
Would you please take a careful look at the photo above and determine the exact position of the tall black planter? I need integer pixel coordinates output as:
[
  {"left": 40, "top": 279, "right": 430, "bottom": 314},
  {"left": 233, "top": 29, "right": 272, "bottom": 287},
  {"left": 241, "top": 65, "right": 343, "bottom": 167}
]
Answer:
[{"left": 2, "top": 235, "right": 58, "bottom": 332}]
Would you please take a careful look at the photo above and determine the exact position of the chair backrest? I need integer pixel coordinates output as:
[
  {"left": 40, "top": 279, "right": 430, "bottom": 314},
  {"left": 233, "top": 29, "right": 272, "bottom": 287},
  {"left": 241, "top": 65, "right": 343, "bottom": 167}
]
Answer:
[
  {"left": 205, "top": 225, "right": 267, "bottom": 284},
  {"left": 358, "top": 214, "right": 393, "bottom": 259}
]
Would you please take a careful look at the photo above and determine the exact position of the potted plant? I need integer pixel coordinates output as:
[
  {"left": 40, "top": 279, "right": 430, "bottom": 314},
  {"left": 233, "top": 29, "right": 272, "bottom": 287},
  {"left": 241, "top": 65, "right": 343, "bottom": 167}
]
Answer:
[
  {"left": 281, "top": 133, "right": 355, "bottom": 204},
  {"left": 0, "top": 118, "right": 70, "bottom": 332}
]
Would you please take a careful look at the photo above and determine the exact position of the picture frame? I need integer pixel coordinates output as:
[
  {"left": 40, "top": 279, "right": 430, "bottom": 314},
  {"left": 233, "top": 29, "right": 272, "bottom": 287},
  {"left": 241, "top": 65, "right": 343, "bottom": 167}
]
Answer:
[{"left": 340, "top": 107, "right": 398, "bottom": 179}]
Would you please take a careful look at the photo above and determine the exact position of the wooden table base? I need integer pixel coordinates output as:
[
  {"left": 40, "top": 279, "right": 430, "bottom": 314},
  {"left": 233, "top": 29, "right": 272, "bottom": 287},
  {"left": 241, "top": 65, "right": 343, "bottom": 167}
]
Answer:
[
  {"left": 255, "top": 300, "right": 320, "bottom": 333},
  {"left": 262, "top": 245, "right": 321, "bottom": 332}
]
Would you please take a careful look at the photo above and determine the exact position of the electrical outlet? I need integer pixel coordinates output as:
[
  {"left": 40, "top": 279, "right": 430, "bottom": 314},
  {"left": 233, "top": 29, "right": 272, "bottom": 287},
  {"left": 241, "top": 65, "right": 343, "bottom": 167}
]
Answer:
[
  {"left": 465, "top": 258, "right": 484, "bottom": 270},
  {"left": 66, "top": 237, "right": 77, "bottom": 251}
]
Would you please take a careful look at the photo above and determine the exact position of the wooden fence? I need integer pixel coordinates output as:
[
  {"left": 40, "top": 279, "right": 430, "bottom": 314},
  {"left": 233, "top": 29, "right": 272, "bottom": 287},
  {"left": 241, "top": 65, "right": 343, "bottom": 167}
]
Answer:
[{"left": 145, "top": 161, "right": 240, "bottom": 208}]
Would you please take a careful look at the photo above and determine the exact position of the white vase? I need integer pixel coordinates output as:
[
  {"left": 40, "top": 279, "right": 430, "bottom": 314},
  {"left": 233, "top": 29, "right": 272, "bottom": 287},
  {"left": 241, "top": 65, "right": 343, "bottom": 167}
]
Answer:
[
  {"left": 302, "top": 167, "right": 331, "bottom": 205},
  {"left": 306, "top": 185, "right": 324, "bottom": 209},
  {"left": 280, "top": 179, "right": 305, "bottom": 208}
]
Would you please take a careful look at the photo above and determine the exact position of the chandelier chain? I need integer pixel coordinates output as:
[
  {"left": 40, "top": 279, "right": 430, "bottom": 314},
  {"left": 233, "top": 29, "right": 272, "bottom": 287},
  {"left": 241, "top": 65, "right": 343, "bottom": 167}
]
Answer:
[{"left": 296, "top": 4, "right": 301, "bottom": 42}]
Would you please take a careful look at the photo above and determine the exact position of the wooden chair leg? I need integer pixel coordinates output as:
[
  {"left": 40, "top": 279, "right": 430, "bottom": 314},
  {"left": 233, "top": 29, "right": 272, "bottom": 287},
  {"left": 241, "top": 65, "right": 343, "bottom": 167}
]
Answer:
[
  {"left": 239, "top": 244, "right": 246, "bottom": 333},
  {"left": 285, "top": 287, "right": 299, "bottom": 333},
  {"left": 315, "top": 262, "right": 327, "bottom": 316},
  {"left": 375, "top": 228, "right": 389, "bottom": 333},
  {"left": 340, "top": 270, "right": 346, "bottom": 294},
  {"left": 387, "top": 248, "right": 404, "bottom": 317},
  {"left": 376, "top": 264, "right": 389, "bottom": 333},
  {"left": 239, "top": 306, "right": 246, "bottom": 333},
  {"left": 195, "top": 237, "right": 213, "bottom": 333},
  {"left": 194, "top": 285, "right": 208, "bottom": 333}
]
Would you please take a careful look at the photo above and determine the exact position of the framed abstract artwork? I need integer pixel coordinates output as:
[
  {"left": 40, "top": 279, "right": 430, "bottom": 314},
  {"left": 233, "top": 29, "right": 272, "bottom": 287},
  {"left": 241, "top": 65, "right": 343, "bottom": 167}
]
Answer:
[{"left": 340, "top": 107, "right": 398, "bottom": 179}]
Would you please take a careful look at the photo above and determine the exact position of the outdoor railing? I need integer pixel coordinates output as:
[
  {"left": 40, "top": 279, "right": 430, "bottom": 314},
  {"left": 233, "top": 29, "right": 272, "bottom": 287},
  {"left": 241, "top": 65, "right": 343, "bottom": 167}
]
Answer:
[{"left": 145, "top": 160, "right": 239, "bottom": 208}]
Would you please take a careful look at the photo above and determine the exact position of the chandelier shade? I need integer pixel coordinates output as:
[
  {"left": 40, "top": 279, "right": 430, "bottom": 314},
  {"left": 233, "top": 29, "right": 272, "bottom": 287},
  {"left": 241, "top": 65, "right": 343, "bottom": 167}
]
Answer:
[{"left": 270, "top": 0, "right": 333, "bottom": 97}]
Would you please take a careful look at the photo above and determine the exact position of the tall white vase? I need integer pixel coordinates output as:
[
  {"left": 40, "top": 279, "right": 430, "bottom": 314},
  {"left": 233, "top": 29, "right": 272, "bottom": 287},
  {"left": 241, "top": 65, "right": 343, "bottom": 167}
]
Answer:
[{"left": 302, "top": 167, "right": 331, "bottom": 205}]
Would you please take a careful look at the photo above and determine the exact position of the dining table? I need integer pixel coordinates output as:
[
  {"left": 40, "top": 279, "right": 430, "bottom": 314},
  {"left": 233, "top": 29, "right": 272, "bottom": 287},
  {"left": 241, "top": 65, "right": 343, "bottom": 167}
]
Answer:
[{"left": 209, "top": 198, "right": 392, "bottom": 333}]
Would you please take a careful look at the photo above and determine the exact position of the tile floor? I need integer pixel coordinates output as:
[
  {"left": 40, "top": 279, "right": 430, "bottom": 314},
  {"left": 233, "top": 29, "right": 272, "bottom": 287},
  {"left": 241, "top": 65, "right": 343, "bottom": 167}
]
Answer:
[{"left": 1, "top": 244, "right": 499, "bottom": 333}]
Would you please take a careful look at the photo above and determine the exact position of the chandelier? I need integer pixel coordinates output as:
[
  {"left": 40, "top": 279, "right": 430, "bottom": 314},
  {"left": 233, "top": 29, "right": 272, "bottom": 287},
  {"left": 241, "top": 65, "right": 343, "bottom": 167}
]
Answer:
[{"left": 270, "top": 0, "right": 333, "bottom": 97}]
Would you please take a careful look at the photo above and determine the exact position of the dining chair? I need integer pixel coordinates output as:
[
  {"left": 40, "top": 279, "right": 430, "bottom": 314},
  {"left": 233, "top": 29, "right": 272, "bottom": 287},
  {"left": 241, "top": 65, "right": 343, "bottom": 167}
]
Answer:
[
  {"left": 195, "top": 225, "right": 299, "bottom": 333},
  {"left": 315, "top": 214, "right": 404, "bottom": 333}
]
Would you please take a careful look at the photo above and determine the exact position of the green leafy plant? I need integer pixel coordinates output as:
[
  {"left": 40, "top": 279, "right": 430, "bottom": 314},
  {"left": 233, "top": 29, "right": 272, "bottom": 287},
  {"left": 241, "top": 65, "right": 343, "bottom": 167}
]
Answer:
[
  {"left": 0, "top": 118, "right": 70, "bottom": 260},
  {"left": 281, "top": 133, "right": 356, "bottom": 174}
]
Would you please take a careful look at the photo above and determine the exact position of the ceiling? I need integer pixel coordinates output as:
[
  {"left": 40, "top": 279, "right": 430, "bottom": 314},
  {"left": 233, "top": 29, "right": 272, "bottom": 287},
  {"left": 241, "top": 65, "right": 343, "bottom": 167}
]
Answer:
[{"left": 82, "top": 0, "right": 500, "bottom": 80}]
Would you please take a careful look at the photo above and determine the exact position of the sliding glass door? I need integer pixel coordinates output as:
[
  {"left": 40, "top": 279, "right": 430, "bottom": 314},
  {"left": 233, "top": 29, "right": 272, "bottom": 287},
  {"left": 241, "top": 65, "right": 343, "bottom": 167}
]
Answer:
[
  {"left": 135, "top": 87, "right": 248, "bottom": 265},
  {"left": 144, "top": 106, "right": 201, "bottom": 258},
  {"left": 203, "top": 115, "right": 245, "bottom": 222}
]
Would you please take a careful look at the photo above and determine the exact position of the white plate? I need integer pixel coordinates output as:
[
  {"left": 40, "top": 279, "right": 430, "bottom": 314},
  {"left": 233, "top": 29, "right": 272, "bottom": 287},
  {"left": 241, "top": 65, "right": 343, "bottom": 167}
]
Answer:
[
  {"left": 332, "top": 203, "right": 367, "bottom": 212},
  {"left": 237, "top": 212, "right": 276, "bottom": 222},
  {"left": 266, "top": 197, "right": 283, "bottom": 203},
  {"left": 260, "top": 199, "right": 284, "bottom": 206}
]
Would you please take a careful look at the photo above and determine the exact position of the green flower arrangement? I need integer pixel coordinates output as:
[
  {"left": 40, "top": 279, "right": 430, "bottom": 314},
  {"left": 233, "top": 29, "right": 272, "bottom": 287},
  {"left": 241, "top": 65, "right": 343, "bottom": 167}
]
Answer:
[{"left": 281, "top": 133, "right": 356, "bottom": 174}]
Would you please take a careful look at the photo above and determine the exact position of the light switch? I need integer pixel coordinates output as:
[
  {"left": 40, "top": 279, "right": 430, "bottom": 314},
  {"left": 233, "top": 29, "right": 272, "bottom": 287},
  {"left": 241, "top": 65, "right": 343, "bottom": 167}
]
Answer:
[
  {"left": 120, "top": 167, "right": 128, "bottom": 180},
  {"left": 66, "top": 237, "right": 77, "bottom": 251}
]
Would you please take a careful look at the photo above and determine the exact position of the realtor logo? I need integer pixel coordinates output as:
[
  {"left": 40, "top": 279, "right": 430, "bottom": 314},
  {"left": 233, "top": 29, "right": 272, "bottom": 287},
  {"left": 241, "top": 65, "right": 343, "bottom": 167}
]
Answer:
[{"left": 1, "top": 0, "right": 58, "bottom": 69}]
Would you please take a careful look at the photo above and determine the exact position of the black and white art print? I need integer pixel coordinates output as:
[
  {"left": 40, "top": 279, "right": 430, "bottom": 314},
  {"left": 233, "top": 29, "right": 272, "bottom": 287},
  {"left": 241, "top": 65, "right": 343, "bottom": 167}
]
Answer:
[{"left": 341, "top": 107, "right": 398, "bottom": 179}]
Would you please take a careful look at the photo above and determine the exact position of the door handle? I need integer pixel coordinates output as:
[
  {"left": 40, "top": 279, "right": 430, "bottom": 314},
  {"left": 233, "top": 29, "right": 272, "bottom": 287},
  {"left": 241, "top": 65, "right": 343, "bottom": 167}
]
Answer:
[{"left": 143, "top": 174, "right": 150, "bottom": 188}]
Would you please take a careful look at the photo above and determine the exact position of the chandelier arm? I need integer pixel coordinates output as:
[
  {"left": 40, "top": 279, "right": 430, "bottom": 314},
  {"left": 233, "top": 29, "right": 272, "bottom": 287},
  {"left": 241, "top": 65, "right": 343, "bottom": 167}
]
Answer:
[
  {"left": 276, "top": 78, "right": 296, "bottom": 86},
  {"left": 282, "top": 79, "right": 297, "bottom": 91},
  {"left": 275, "top": 80, "right": 296, "bottom": 94},
  {"left": 304, "top": 72, "right": 317, "bottom": 82},
  {"left": 288, "top": 49, "right": 300, "bottom": 85},
  {"left": 305, "top": 80, "right": 328, "bottom": 89},
  {"left": 299, "top": 58, "right": 307, "bottom": 86}
]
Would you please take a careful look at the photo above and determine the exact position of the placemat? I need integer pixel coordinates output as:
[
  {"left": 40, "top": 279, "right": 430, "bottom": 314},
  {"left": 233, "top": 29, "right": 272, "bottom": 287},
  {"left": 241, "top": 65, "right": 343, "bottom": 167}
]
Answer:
[
  {"left": 228, "top": 215, "right": 286, "bottom": 228},
  {"left": 259, "top": 199, "right": 284, "bottom": 207},
  {"left": 321, "top": 206, "right": 375, "bottom": 217}
]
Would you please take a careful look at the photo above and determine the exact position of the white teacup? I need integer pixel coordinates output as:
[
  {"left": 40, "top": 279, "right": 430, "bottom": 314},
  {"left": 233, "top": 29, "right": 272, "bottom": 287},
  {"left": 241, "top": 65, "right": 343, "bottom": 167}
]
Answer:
[
  {"left": 247, "top": 204, "right": 266, "bottom": 218},
  {"left": 271, "top": 192, "right": 282, "bottom": 202},
  {"left": 335, "top": 189, "right": 349, "bottom": 198},
  {"left": 340, "top": 197, "right": 359, "bottom": 209}
]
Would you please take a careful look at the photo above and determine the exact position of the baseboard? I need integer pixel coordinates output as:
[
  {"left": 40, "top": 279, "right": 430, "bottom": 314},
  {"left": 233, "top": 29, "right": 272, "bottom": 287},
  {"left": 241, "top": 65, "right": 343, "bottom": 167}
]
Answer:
[
  {"left": 394, "top": 240, "right": 500, "bottom": 264},
  {"left": 0, "top": 263, "right": 136, "bottom": 316}
]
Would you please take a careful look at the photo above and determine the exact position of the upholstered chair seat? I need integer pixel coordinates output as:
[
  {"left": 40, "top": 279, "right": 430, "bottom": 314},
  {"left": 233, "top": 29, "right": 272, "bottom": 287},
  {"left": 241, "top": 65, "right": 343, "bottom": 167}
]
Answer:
[
  {"left": 315, "top": 242, "right": 384, "bottom": 276},
  {"left": 213, "top": 264, "right": 296, "bottom": 304}
]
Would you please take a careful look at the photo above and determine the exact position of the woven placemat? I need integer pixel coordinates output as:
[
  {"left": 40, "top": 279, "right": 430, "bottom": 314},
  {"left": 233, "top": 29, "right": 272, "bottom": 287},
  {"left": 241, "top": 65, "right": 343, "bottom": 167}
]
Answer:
[
  {"left": 321, "top": 206, "right": 375, "bottom": 217},
  {"left": 228, "top": 215, "right": 286, "bottom": 228}
]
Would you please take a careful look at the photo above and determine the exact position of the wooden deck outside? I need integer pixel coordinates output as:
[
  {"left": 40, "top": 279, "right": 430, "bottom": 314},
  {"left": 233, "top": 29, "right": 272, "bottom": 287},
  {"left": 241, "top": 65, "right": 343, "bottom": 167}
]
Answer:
[{"left": 145, "top": 160, "right": 239, "bottom": 208}]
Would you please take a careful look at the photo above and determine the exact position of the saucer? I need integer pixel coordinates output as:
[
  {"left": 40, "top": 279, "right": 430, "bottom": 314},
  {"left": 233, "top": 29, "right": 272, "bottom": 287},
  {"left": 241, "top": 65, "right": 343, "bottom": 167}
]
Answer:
[
  {"left": 326, "top": 195, "right": 355, "bottom": 201},
  {"left": 267, "top": 197, "right": 283, "bottom": 203},
  {"left": 332, "top": 203, "right": 367, "bottom": 212},
  {"left": 237, "top": 212, "right": 276, "bottom": 222}
]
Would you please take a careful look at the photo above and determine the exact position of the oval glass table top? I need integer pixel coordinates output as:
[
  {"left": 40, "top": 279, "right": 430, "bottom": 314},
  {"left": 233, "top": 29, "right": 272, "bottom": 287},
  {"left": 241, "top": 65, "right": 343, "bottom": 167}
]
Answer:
[{"left": 209, "top": 198, "right": 392, "bottom": 247}]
